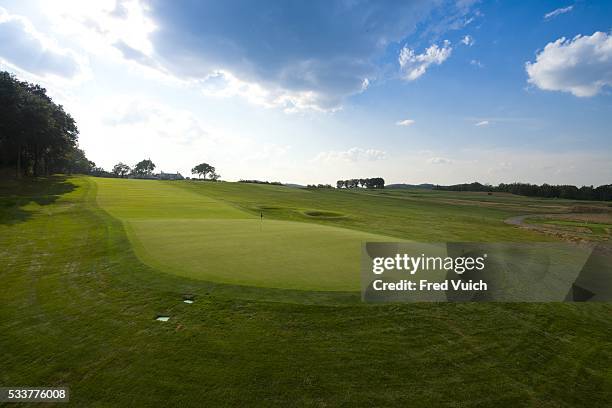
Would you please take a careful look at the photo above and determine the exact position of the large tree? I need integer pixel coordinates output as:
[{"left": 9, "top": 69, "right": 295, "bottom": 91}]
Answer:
[
  {"left": 191, "top": 162, "right": 219, "bottom": 180},
  {"left": 0, "top": 71, "right": 83, "bottom": 177},
  {"left": 112, "top": 162, "right": 131, "bottom": 178},
  {"left": 132, "top": 159, "right": 156, "bottom": 176}
]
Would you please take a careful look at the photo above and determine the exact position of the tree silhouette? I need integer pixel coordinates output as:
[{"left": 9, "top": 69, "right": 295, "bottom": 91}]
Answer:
[
  {"left": 132, "top": 159, "right": 156, "bottom": 176},
  {"left": 112, "top": 162, "right": 131, "bottom": 178},
  {"left": 0, "top": 71, "right": 82, "bottom": 177},
  {"left": 191, "top": 162, "right": 219, "bottom": 180}
]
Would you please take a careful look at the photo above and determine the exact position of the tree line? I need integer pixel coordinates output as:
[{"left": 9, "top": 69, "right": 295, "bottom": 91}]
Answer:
[
  {"left": 0, "top": 71, "right": 94, "bottom": 177},
  {"left": 102, "top": 160, "right": 220, "bottom": 180},
  {"left": 336, "top": 178, "right": 385, "bottom": 189},
  {"left": 434, "top": 182, "right": 612, "bottom": 201},
  {"left": 239, "top": 179, "right": 282, "bottom": 185},
  {"left": 108, "top": 159, "right": 158, "bottom": 178}
]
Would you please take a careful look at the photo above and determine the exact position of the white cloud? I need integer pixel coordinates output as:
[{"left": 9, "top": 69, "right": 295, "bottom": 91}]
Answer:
[
  {"left": 314, "top": 147, "right": 387, "bottom": 163},
  {"left": 428, "top": 157, "right": 453, "bottom": 164},
  {"left": 139, "top": 2, "right": 476, "bottom": 112},
  {"left": 396, "top": 119, "right": 415, "bottom": 126},
  {"left": 526, "top": 32, "right": 612, "bottom": 97},
  {"left": 475, "top": 120, "right": 489, "bottom": 127},
  {"left": 461, "top": 35, "right": 474, "bottom": 46},
  {"left": 198, "top": 70, "right": 338, "bottom": 113},
  {"left": 0, "top": 7, "right": 84, "bottom": 79},
  {"left": 544, "top": 5, "right": 574, "bottom": 20},
  {"left": 399, "top": 40, "right": 452, "bottom": 80},
  {"left": 40, "top": 0, "right": 156, "bottom": 57},
  {"left": 29, "top": 1, "right": 477, "bottom": 113}
]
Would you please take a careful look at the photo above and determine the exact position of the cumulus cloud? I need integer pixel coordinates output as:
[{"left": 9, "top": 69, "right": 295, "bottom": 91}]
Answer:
[
  {"left": 39, "top": 0, "right": 156, "bottom": 57},
  {"left": 526, "top": 32, "right": 612, "bottom": 97},
  {"left": 198, "top": 70, "right": 335, "bottom": 113},
  {"left": 428, "top": 157, "right": 453, "bottom": 164},
  {"left": 544, "top": 5, "right": 574, "bottom": 20},
  {"left": 115, "top": 1, "right": 477, "bottom": 112},
  {"left": 314, "top": 147, "right": 387, "bottom": 163},
  {"left": 399, "top": 40, "right": 452, "bottom": 80},
  {"left": 396, "top": 119, "right": 415, "bottom": 126},
  {"left": 475, "top": 120, "right": 489, "bottom": 126},
  {"left": 24, "top": 1, "right": 478, "bottom": 112},
  {"left": 0, "top": 8, "right": 82, "bottom": 78}
]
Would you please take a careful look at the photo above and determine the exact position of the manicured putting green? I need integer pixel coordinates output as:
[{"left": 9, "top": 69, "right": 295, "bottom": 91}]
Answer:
[
  {"left": 126, "top": 219, "right": 390, "bottom": 290},
  {"left": 94, "top": 178, "right": 392, "bottom": 291}
]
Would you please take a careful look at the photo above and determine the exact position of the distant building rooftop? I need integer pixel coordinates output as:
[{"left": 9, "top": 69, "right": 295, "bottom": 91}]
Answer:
[{"left": 158, "top": 171, "right": 184, "bottom": 180}]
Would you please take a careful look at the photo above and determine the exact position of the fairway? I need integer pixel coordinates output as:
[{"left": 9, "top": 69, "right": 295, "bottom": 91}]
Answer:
[
  {"left": 95, "top": 178, "right": 393, "bottom": 290},
  {"left": 94, "top": 177, "right": 249, "bottom": 220}
]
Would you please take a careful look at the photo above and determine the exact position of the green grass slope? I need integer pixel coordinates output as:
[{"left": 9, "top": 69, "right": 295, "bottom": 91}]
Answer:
[
  {"left": 94, "top": 177, "right": 249, "bottom": 220},
  {"left": 174, "top": 180, "right": 557, "bottom": 242},
  {"left": 1, "top": 176, "right": 611, "bottom": 407},
  {"left": 94, "top": 178, "right": 393, "bottom": 290}
]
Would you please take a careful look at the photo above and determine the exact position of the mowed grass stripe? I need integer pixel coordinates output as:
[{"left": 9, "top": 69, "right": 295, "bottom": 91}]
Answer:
[{"left": 95, "top": 178, "right": 393, "bottom": 290}]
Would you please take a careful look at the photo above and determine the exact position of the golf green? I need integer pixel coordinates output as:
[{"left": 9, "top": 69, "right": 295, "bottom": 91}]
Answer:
[{"left": 95, "top": 178, "right": 392, "bottom": 290}]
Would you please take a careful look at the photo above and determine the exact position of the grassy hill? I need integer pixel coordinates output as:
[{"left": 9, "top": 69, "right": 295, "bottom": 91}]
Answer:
[{"left": 1, "top": 176, "right": 611, "bottom": 406}]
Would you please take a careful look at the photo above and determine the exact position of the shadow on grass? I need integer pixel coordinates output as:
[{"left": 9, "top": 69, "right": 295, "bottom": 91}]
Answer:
[{"left": 0, "top": 175, "right": 76, "bottom": 225}]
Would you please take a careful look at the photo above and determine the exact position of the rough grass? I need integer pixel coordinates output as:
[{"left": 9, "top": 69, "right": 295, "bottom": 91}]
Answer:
[
  {"left": 533, "top": 219, "right": 612, "bottom": 236},
  {"left": 1, "top": 176, "right": 611, "bottom": 407}
]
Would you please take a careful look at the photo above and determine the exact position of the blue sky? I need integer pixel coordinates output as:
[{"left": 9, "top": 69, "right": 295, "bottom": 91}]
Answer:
[{"left": 0, "top": 0, "right": 610, "bottom": 185}]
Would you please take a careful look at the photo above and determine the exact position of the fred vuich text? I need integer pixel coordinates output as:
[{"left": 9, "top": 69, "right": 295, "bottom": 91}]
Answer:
[{"left": 372, "top": 279, "right": 488, "bottom": 292}]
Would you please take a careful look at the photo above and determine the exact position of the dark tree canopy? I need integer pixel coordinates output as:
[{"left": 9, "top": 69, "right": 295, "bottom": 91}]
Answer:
[
  {"left": 191, "top": 162, "right": 219, "bottom": 180},
  {"left": 132, "top": 159, "right": 156, "bottom": 176},
  {"left": 434, "top": 182, "right": 612, "bottom": 201},
  {"left": 239, "top": 179, "right": 281, "bottom": 185},
  {"left": 0, "top": 71, "right": 90, "bottom": 177},
  {"left": 112, "top": 162, "right": 131, "bottom": 178},
  {"left": 336, "top": 177, "right": 385, "bottom": 189}
]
